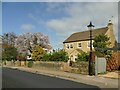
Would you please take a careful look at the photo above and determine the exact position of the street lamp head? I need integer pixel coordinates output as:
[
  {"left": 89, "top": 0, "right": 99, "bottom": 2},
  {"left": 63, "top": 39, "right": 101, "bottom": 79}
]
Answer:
[{"left": 87, "top": 21, "right": 95, "bottom": 30}]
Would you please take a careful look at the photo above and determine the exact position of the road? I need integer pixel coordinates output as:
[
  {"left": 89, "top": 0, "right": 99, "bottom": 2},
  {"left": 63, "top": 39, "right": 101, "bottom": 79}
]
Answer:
[{"left": 2, "top": 67, "right": 100, "bottom": 89}]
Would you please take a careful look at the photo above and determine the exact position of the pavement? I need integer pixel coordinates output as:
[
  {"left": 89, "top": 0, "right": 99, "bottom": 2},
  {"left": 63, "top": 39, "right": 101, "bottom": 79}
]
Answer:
[
  {"left": 2, "top": 66, "right": 119, "bottom": 89},
  {"left": 98, "top": 71, "right": 119, "bottom": 79}
]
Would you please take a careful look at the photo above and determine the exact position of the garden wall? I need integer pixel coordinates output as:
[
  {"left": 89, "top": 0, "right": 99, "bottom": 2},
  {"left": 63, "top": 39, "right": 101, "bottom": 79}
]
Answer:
[
  {"left": 71, "top": 61, "right": 89, "bottom": 75},
  {"left": 3, "top": 60, "right": 89, "bottom": 75},
  {"left": 32, "top": 61, "right": 66, "bottom": 71}
]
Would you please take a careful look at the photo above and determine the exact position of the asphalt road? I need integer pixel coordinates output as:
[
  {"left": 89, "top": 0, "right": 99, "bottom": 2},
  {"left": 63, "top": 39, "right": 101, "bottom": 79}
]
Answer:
[{"left": 2, "top": 67, "right": 100, "bottom": 89}]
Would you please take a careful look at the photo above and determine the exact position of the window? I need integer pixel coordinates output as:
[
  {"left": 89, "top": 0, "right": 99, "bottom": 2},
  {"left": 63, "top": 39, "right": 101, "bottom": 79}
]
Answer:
[
  {"left": 67, "top": 44, "right": 69, "bottom": 49},
  {"left": 66, "top": 44, "right": 73, "bottom": 49},
  {"left": 78, "top": 42, "right": 82, "bottom": 47},
  {"left": 70, "top": 44, "right": 73, "bottom": 48}
]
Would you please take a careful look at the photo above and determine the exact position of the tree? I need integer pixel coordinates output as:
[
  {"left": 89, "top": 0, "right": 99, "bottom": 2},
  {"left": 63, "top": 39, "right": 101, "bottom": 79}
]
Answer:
[
  {"left": 2, "top": 32, "right": 17, "bottom": 46},
  {"left": 31, "top": 45, "right": 46, "bottom": 61},
  {"left": 2, "top": 44, "right": 18, "bottom": 61},
  {"left": 93, "top": 34, "right": 111, "bottom": 58},
  {"left": 14, "top": 32, "right": 52, "bottom": 56}
]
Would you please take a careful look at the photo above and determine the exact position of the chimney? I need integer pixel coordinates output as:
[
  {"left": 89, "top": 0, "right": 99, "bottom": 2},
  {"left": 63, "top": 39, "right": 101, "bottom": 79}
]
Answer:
[
  {"left": 108, "top": 20, "right": 113, "bottom": 26},
  {"left": 107, "top": 20, "right": 113, "bottom": 30}
]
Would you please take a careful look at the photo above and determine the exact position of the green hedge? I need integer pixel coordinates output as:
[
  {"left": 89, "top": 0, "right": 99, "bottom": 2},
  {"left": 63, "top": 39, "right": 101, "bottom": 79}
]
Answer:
[{"left": 42, "top": 50, "right": 68, "bottom": 62}]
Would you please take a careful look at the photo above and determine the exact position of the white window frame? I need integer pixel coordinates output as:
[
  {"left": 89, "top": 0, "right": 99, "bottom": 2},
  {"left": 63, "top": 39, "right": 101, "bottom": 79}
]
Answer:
[
  {"left": 78, "top": 42, "right": 82, "bottom": 48},
  {"left": 66, "top": 44, "right": 69, "bottom": 49},
  {"left": 70, "top": 43, "right": 73, "bottom": 48}
]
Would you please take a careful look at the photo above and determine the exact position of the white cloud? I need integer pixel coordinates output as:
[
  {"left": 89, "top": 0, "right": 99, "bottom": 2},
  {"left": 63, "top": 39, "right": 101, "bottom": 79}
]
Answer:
[
  {"left": 26, "top": 2, "right": 118, "bottom": 49},
  {"left": 45, "top": 2, "right": 118, "bottom": 48},
  {"left": 21, "top": 24, "right": 35, "bottom": 31},
  {"left": 46, "top": 3, "right": 118, "bottom": 37}
]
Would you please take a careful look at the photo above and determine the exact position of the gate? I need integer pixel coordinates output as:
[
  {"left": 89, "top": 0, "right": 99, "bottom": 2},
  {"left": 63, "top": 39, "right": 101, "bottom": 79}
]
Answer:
[{"left": 95, "top": 56, "right": 106, "bottom": 75}]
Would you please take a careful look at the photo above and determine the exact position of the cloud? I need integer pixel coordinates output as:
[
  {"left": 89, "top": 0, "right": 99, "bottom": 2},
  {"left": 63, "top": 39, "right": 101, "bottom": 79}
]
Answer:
[
  {"left": 46, "top": 2, "right": 118, "bottom": 37},
  {"left": 27, "top": 2, "right": 118, "bottom": 49},
  {"left": 45, "top": 2, "right": 118, "bottom": 48},
  {"left": 21, "top": 24, "right": 35, "bottom": 31}
]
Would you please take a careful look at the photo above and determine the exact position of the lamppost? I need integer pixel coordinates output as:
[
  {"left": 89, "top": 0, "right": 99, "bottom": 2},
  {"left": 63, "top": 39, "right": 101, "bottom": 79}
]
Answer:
[{"left": 87, "top": 21, "right": 94, "bottom": 76}]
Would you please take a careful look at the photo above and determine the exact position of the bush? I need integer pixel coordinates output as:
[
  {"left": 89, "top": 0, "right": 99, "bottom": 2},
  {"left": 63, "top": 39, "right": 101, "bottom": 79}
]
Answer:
[
  {"left": 27, "top": 59, "right": 33, "bottom": 68},
  {"left": 42, "top": 50, "right": 68, "bottom": 62},
  {"left": 77, "top": 52, "right": 88, "bottom": 61},
  {"left": 42, "top": 54, "right": 51, "bottom": 61},
  {"left": 32, "top": 45, "right": 46, "bottom": 61}
]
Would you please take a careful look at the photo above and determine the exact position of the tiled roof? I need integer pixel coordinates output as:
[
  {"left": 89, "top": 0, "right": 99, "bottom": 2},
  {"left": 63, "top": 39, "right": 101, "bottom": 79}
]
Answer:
[{"left": 63, "top": 27, "right": 108, "bottom": 43}]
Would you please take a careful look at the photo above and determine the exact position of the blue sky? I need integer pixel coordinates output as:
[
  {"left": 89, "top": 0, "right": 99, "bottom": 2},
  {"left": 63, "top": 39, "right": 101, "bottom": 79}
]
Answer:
[{"left": 2, "top": 1, "right": 119, "bottom": 49}]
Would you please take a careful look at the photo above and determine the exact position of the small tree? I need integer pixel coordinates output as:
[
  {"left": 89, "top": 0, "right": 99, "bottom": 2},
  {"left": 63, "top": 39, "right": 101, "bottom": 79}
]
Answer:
[
  {"left": 93, "top": 34, "right": 112, "bottom": 58},
  {"left": 2, "top": 44, "right": 18, "bottom": 61},
  {"left": 32, "top": 45, "right": 46, "bottom": 61}
]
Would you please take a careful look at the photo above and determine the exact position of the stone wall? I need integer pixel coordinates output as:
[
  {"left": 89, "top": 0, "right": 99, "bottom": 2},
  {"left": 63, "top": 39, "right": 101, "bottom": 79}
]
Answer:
[
  {"left": 32, "top": 61, "right": 66, "bottom": 71},
  {"left": 3, "top": 61, "right": 89, "bottom": 75},
  {"left": 71, "top": 61, "right": 89, "bottom": 75}
]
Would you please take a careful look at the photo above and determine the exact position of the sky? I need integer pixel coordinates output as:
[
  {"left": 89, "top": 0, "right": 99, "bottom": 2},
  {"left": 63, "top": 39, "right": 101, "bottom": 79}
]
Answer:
[{"left": 1, "top": 0, "right": 119, "bottom": 49}]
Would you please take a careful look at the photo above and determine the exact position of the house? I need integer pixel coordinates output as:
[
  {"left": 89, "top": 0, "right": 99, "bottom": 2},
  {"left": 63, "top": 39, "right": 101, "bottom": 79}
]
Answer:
[{"left": 63, "top": 20, "right": 116, "bottom": 62}]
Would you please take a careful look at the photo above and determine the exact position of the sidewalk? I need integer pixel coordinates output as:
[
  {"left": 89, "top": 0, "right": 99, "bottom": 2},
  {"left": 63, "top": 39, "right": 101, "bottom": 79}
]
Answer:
[
  {"left": 98, "top": 71, "right": 119, "bottom": 79},
  {"left": 4, "top": 66, "right": 119, "bottom": 89}
]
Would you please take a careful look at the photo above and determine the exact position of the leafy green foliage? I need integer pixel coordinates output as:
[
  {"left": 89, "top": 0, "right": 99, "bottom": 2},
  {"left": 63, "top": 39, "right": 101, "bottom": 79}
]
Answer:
[
  {"left": 27, "top": 60, "right": 33, "bottom": 68},
  {"left": 93, "top": 34, "right": 112, "bottom": 58},
  {"left": 32, "top": 45, "right": 46, "bottom": 61},
  {"left": 42, "top": 50, "right": 69, "bottom": 62},
  {"left": 2, "top": 44, "right": 18, "bottom": 61},
  {"left": 93, "top": 34, "right": 110, "bottom": 48},
  {"left": 77, "top": 52, "right": 88, "bottom": 61}
]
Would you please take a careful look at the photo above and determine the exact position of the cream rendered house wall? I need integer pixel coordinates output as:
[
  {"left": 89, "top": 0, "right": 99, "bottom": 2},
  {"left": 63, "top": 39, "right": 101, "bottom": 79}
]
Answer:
[{"left": 63, "top": 40, "right": 94, "bottom": 61}]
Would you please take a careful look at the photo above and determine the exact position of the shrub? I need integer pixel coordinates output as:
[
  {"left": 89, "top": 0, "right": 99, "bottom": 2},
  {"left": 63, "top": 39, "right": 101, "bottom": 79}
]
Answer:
[
  {"left": 77, "top": 52, "right": 88, "bottom": 61},
  {"left": 32, "top": 45, "right": 46, "bottom": 61},
  {"left": 42, "top": 50, "right": 68, "bottom": 62},
  {"left": 27, "top": 59, "right": 33, "bottom": 68}
]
